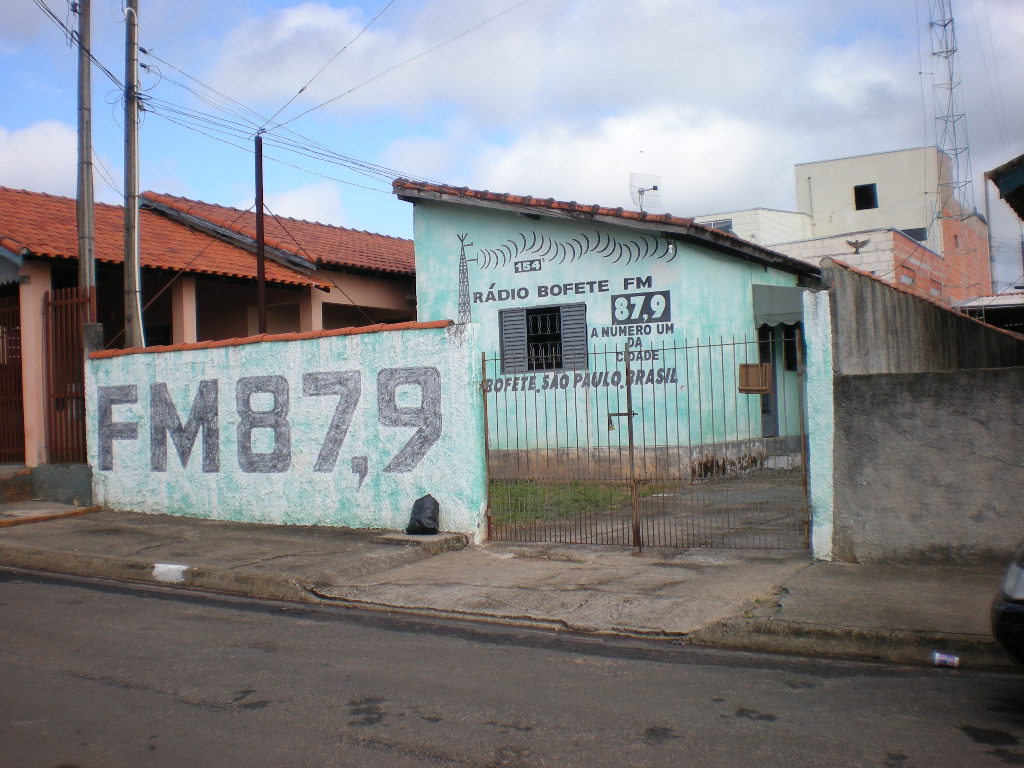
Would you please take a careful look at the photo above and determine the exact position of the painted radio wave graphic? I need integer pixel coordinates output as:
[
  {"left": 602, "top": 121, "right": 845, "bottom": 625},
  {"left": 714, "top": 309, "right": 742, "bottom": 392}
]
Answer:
[{"left": 475, "top": 230, "right": 675, "bottom": 269}]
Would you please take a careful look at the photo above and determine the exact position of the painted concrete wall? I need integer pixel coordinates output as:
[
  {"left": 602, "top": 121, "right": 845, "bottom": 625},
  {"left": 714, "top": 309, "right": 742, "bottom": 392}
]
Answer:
[
  {"left": 824, "top": 262, "right": 1024, "bottom": 375},
  {"left": 694, "top": 208, "right": 812, "bottom": 246},
  {"left": 413, "top": 200, "right": 806, "bottom": 450},
  {"left": 86, "top": 322, "right": 488, "bottom": 538},
  {"left": 831, "top": 367, "right": 1024, "bottom": 563},
  {"left": 774, "top": 229, "right": 899, "bottom": 274},
  {"left": 19, "top": 259, "right": 51, "bottom": 467},
  {"left": 795, "top": 148, "right": 943, "bottom": 254},
  {"left": 802, "top": 289, "right": 834, "bottom": 561}
]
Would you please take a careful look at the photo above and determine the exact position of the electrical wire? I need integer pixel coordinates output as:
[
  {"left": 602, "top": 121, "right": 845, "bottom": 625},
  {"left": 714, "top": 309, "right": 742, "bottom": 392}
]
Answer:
[
  {"left": 967, "top": 0, "right": 1011, "bottom": 158},
  {"left": 264, "top": 206, "right": 379, "bottom": 325},
  {"left": 261, "top": 0, "right": 398, "bottom": 130},
  {"left": 135, "top": 48, "right": 449, "bottom": 193},
  {"left": 104, "top": 204, "right": 256, "bottom": 349},
  {"left": 92, "top": 150, "right": 121, "bottom": 196},
  {"left": 270, "top": 0, "right": 537, "bottom": 130},
  {"left": 33, "top": 0, "right": 123, "bottom": 88},
  {"left": 142, "top": 107, "right": 394, "bottom": 196}
]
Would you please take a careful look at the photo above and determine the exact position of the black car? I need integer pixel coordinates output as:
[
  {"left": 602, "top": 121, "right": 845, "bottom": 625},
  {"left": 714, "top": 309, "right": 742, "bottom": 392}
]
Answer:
[{"left": 993, "top": 545, "right": 1024, "bottom": 664}]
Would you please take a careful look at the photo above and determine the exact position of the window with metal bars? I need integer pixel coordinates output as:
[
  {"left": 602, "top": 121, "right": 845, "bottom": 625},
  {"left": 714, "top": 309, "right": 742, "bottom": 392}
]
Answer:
[
  {"left": 499, "top": 303, "right": 587, "bottom": 374},
  {"left": 525, "top": 307, "right": 562, "bottom": 370}
]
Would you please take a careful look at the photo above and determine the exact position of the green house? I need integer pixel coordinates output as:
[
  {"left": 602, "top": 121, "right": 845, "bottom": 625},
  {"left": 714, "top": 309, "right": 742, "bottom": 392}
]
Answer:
[{"left": 394, "top": 180, "right": 821, "bottom": 485}]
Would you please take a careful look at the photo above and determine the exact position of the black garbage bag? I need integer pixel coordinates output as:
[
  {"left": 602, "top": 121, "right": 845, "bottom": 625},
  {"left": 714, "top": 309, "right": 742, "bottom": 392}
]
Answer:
[{"left": 406, "top": 494, "right": 440, "bottom": 535}]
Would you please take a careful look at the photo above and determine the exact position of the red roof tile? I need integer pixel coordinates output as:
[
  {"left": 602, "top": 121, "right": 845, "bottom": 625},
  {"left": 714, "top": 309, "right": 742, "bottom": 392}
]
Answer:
[
  {"left": 0, "top": 187, "right": 328, "bottom": 289},
  {"left": 142, "top": 191, "right": 414, "bottom": 276},
  {"left": 393, "top": 178, "right": 700, "bottom": 227},
  {"left": 392, "top": 179, "right": 819, "bottom": 278}
]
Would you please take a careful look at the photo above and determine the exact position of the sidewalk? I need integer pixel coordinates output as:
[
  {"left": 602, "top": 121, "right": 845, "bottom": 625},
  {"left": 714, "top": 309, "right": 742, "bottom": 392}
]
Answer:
[{"left": 0, "top": 502, "right": 1015, "bottom": 670}]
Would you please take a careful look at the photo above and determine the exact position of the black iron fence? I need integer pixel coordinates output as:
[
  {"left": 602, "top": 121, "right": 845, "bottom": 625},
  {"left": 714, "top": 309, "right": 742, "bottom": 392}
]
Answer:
[{"left": 482, "top": 334, "right": 809, "bottom": 549}]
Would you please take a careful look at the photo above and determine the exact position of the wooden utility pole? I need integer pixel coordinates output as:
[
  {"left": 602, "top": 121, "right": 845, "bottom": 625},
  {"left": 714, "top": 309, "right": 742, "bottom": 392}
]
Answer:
[
  {"left": 75, "top": 0, "right": 95, "bottom": 296},
  {"left": 122, "top": 0, "right": 144, "bottom": 348},
  {"left": 254, "top": 132, "right": 267, "bottom": 334}
]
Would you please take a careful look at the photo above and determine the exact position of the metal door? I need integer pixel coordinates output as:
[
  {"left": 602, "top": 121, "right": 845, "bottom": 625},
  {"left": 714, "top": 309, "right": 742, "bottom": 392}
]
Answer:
[{"left": 0, "top": 292, "right": 24, "bottom": 463}]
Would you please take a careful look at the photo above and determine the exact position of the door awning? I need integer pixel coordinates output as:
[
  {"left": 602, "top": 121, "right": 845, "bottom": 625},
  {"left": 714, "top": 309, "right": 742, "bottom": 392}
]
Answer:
[{"left": 753, "top": 284, "right": 806, "bottom": 326}]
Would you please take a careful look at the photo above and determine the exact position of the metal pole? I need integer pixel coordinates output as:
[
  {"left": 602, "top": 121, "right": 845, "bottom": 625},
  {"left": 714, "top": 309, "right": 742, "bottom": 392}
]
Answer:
[
  {"left": 122, "top": 0, "right": 144, "bottom": 348},
  {"left": 255, "top": 133, "right": 267, "bottom": 334},
  {"left": 75, "top": 0, "right": 95, "bottom": 297},
  {"left": 624, "top": 348, "right": 640, "bottom": 550},
  {"left": 481, "top": 352, "right": 492, "bottom": 540}
]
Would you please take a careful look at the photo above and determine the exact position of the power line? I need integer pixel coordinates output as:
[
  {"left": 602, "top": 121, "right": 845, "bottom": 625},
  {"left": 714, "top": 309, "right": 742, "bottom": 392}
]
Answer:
[
  {"left": 139, "top": 49, "right": 268, "bottom": 128},
  {"left": 92, "top": 150, "right": 121, "bottom": 195},
  {"left": 143, "top": 106, "right": 393, "bottom": 195},
  {"left": 261, "top": 0, "right": 398, "bottom": 130},
  {"left": 264, "top": 205, "right": 379, "bottom": 325},
  {"left": 270, "top": 0, "right": 536, "bottom": 130},
  {"left": 105, "top": 204, "right": 256, "bottom": 349},
  {"left": 32, "top": 0, "right": 123, "bottom": 88}
]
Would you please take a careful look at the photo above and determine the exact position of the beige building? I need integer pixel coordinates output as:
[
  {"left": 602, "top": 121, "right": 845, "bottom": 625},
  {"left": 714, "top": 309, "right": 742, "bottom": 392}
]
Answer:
[{"left": 694, "top": 147, "right": 991, "bottom": 305}]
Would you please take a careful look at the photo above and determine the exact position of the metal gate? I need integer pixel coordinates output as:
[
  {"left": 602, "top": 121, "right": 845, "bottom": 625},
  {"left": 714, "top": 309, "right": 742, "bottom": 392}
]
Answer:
[
  {"left": 44, "top": 286, "right": 94, "bottom": 463},
  {"left": 0, "top": 292, "right": 24, "bottom": 463},
  {"left": 483, "top": 333, "right": 809, "bottom": 549}
]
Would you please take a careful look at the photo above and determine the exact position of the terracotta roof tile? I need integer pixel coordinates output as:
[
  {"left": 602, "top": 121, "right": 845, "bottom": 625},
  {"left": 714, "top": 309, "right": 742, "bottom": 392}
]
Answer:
[
  {"left": 0, "top": 187, "right": 328, "bottom": 289},
  {"left": 393, "top": 179, "right": 702, "bottom": 228},
  {"left": 391, "top": 179, "right": 819, "bottom": 278},
  {"left": 142, "top": 191, "right": 414, "bottom": 276}
]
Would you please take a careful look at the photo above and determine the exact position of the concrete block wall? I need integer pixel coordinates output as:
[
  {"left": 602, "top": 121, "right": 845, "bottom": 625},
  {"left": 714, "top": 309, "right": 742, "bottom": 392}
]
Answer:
[
  {"left": 831, "top": 367, "right": 1024, "bottom": 563},
  {"left": 823, "top": 261, "right": 1024, "bottom": 375}
]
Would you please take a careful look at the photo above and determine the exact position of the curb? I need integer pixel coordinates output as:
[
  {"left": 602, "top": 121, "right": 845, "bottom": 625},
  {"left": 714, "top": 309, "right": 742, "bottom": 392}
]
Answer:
[
  {"left": 0, "top": 534, "right": 460, "bottom": 605},
  {"left": 0, "top": 544, "right": 319, "bottom": 603},
  {"left": 687, "top": 616, "right": 1019, "bottom": 670},
  {"left": 2, "top": 541, "right": 1018, "bottom": 671},
  {"left": 0, "top": 505, "right": 101, "bottom": 529}
]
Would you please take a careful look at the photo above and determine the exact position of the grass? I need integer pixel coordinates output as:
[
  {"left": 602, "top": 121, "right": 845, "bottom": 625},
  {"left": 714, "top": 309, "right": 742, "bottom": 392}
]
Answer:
[{"left": 488, "top": 479, "right": 671, "bottom": 526}]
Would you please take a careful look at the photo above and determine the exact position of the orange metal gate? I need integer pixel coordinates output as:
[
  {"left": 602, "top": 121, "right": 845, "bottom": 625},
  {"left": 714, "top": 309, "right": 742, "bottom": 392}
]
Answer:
[
  {"left": 44, "top": 286, "right": 94, "bottom": 463},
  {"left": 0, "top": 293, "right": 24, "bottom": 463}
]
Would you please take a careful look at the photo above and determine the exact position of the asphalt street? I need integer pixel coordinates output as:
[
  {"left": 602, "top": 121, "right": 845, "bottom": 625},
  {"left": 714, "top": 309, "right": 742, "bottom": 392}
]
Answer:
[{"left": 2, "top": 568, "right": 1023, "bottom": 768}]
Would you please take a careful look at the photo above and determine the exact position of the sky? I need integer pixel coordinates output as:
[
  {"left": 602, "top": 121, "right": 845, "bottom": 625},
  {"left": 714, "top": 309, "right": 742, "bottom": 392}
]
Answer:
[{"left": 1, "top": 0, "right": 1022, "bottom": 291}]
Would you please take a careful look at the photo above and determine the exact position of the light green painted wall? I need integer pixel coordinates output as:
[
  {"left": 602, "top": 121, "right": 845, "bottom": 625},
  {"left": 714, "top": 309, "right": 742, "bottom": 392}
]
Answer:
[
  {"left": 414, "top": 201, "right": 805, "bottom": 448},
  {"left": 86, "top": 324, "right": 488, "bottom": 538}
]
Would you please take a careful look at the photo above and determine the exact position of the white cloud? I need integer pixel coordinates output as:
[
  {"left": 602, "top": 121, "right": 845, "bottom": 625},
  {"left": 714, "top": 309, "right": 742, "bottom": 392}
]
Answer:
[
  {"left": 264, "top": 180, "right": 347, "bottom": 225},
  {"left": 0, "top": 121, "right": 78, "bottom": 196},
  {"left": 0, "top": 3, "right": 48, "bottom": 52},
  {"left": 468, "top": 106, "right": 792, "bottom": 216}
]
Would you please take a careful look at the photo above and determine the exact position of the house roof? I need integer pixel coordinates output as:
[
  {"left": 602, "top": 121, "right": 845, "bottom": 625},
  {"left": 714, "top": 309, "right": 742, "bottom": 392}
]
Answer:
[
  {"left": 987, "top": 153, "right": 1024, "bottom": 221},
  {"left": 956, "top": 292, "right": 1024, "bottom": 310},
  {"left": 142, "top": 191, "right": 415, "bottom": 277},
  {"left": 0, "top": 187, "right": 328, "bottom": 289},
  {"left": 392, "top": 179, "right": 820, "bottom": 279}
]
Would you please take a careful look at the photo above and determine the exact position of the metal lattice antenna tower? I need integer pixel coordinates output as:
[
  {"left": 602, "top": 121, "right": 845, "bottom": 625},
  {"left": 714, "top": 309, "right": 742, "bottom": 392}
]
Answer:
[
  {"left": 930, "top": 0, "right": 975, "bottom": 221},
  {"left": 457, "top": 233, "right": 473, "bottom": 324}
]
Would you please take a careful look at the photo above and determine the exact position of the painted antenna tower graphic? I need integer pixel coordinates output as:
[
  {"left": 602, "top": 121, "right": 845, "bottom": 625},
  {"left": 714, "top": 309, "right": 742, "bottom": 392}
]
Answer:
[{"left": 457, "top": 232, "right": 475, "bottom": 324}]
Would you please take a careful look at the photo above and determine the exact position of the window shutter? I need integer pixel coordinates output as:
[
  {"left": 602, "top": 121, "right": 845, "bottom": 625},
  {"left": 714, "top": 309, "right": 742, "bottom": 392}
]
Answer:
[
  {"left": 499, "top": 308, "right": 527, "bottom": 374},
  {"left": 559, "top": 303, "right": 588, "bottom": 371}
]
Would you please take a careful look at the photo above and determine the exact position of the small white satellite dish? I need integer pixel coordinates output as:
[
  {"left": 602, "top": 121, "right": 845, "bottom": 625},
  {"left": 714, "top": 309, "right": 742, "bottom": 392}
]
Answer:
[{"left": 629, "top": 172, "right": 662, "bottom": 212}]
